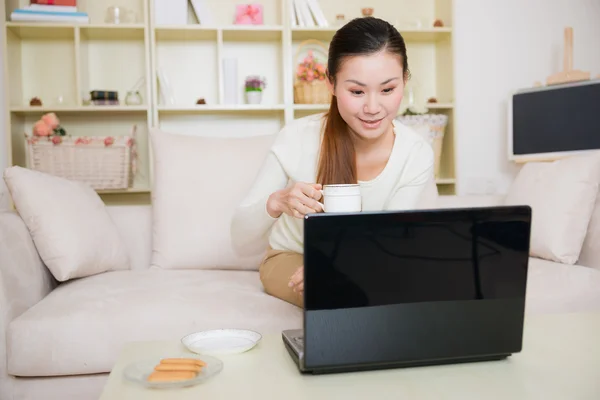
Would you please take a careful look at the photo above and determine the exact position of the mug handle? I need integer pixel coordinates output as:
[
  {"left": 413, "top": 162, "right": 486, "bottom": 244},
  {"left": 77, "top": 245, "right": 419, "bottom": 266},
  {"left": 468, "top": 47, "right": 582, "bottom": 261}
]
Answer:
[{"left": 317, "top": 189, "right": 325, "bottom": 212}]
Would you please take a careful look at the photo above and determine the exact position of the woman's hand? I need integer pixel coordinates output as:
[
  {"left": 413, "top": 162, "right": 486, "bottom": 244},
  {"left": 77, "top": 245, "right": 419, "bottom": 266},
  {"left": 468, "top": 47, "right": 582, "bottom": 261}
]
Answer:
[
  {"left": 267, "top": 182, "right": 323, "bottom": 219},
  {"left": 288, "top": 265, "right": 304, "bottom": 294}
]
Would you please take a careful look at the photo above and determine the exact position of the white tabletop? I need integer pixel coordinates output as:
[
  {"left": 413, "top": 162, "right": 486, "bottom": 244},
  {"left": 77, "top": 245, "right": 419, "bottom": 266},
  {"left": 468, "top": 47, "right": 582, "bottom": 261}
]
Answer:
[{"left": 100, "top": 312, "right": 600, "bottom": 399}]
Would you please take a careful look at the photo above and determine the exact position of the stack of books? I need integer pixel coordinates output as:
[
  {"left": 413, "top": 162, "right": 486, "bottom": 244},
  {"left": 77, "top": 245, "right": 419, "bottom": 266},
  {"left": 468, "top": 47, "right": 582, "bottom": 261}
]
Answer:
[
  {"left": 290, "top": 0, "right": 328, "bottom": 27},
  {"left": 11, "top": 1, "right": 89, "bottom": 23}
]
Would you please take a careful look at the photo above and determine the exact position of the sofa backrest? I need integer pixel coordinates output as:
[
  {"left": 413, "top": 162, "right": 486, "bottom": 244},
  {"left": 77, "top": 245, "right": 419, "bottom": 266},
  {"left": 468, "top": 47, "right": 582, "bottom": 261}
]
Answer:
[
  {"left": 436, "top": 193, "right": 600, "bottom": 271},
  {"left": 106, "top": 205, "right": 152, "bottom": 271},
  {"left": 105, "top": 194, "right": 498, "bottom": 272}
]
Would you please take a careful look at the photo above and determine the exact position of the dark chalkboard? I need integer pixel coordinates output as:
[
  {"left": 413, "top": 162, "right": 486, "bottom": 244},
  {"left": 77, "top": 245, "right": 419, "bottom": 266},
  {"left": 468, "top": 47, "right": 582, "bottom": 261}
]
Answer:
[{"left": 510, "top": 79, "right": 600, "bottom": 157}]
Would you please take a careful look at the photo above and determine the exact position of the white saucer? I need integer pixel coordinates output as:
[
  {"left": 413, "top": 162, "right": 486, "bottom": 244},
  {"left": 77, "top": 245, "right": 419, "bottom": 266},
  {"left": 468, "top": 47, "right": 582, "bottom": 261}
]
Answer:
[{"left": 181, "top": 329, "right": 262, "bottom": 355}]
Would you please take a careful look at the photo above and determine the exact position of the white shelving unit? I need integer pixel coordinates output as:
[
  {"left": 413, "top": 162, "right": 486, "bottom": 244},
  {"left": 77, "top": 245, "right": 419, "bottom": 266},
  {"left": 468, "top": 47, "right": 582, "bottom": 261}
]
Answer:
[{"left": 2, "top": 0, "right": 456, "bottom": 205}]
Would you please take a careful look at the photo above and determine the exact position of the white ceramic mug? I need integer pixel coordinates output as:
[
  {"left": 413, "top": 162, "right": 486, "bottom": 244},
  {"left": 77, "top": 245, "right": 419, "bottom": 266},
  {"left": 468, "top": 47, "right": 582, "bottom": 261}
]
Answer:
[{"left": 319, "top": 184, "right": 362, "bottom": 213}]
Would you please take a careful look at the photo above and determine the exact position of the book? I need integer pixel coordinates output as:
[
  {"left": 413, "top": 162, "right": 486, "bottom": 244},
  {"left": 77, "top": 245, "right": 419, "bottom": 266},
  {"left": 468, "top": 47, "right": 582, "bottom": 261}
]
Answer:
[
  {"left": 289, "top": 0, "right": 298, "bottom": 26},
  {"left": 306, "top": 0, "right": 328, "bottom": 27},
  {"left": 28, "top": 4, "right": 78, "bottom": 13},
  {"left": 190, "top": 0, "right": 214, "bottom": 25},
  {"left": 295, "top": 0, "right": 315, "bottom": 27},
  {"left": 154, "top": 0, "right": 187, "bottom": 25},
  {"left": 31, "top": 0, "right": 77, "bottom": 5},
  {"left": 11, "top": 9, "right": 89, "bottom": 23},
  {"left": 292, "top": 0, "right": 305, "bottom": 26}
]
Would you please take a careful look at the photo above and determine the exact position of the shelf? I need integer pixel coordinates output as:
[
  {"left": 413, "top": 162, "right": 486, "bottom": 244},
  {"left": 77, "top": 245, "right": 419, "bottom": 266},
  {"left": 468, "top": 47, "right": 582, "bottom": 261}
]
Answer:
[
  {"left": 293, "top": 104, "right": 329, "bottom": 111},
  {"left": 155, "top": 26, "right": 218, "bottom": 41},
  {"left": 425, "top": 102, "right": 454, "bottom": 109},
  {"left": 158, "top": 104, "right": 286, "bottom": 113},
  {"left": 10, "top": 105, "right": 149, "bottom": 113},
  {"left": 80, "top": 24, "right": 146, "bottom": 40},
  {"left": 6, "top": 22, "right": 75, "bottom": 39},
  {"left": 153, "top": 25, "right": 284, "bottom": 41},
  {"left": 291, "top": 27, "right": 451, "bottom": 42},
  {"left": 6, "top": 23, "right": 148, "bottom": 40},
  {"left": 222, "top": 25, "right": 283, "bottom": 41},
  {"left": 4, "top": 0, "right": 457, "bottom": 197}
]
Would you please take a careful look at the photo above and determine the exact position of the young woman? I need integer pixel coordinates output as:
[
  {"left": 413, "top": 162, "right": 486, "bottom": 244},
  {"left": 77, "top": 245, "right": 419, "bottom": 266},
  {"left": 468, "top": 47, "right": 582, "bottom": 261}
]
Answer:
[{"left": 231, "top": 17, "right": 437, "bottom": 308}]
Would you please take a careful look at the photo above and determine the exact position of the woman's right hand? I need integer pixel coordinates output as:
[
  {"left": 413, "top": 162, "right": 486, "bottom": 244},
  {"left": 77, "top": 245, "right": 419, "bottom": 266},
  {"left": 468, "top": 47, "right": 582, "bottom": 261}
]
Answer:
[{"left": 267, "top": 182, "right": 323, "bottom": 219}]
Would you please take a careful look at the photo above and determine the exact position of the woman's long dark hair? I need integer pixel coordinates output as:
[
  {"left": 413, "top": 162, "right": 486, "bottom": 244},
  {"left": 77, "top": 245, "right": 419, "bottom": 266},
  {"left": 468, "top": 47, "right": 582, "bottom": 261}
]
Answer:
[{"left": 316, "top": 17, "right": 410, "bottom": 185}]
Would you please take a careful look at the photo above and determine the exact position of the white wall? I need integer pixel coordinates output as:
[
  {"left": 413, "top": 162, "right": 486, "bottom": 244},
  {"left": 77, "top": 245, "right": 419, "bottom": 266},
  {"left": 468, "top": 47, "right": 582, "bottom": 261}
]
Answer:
[{"left": 454, "top": 0, "right": 600, "bottom": 195}]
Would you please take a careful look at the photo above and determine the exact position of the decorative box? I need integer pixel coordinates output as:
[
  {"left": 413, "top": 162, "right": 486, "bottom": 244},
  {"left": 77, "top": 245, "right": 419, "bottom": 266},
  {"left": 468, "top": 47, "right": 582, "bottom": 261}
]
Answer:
[{"left": 234, "top": 4, "right": 263, "bottom": 25}]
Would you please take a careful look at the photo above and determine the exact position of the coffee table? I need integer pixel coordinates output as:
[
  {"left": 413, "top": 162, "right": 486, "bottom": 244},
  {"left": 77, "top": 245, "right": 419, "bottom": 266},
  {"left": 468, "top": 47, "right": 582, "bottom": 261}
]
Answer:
[{"left": 100, "top": 312, "right": 600, "bottom": 399}]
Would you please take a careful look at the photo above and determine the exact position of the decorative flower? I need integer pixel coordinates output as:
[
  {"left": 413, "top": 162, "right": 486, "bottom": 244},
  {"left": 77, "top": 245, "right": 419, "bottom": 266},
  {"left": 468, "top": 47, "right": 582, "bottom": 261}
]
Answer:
[
  {"left": 104, "top": 137, "right": 115, "bottom": 146},
  {"left": 51, "top": 136, "right": 62, "bottom": 145},
  {"left": 41, "top": 113, "right": 60, "bottom": 130},
  {"left": 75, "top": 137, "right": 91, "bottom": 145},
  {"left": 244, "top": 75, "right": 267, "bottom": 92},
  {"left": 32, "top": 112, "right": 67, "bottom": 137},
  {"left": 33, "top": 120, "right": 52, "bottom": 136},
  {"left": 296, "top": 49, "right": 327, "bottom": 82}
]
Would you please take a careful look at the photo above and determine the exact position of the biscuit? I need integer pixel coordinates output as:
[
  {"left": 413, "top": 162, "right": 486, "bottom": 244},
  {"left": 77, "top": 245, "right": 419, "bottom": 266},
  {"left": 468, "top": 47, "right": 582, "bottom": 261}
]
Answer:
[
  {"left": 154, "top": 363, "right": 202, "bottom": 373},
  {"left": 160, "top": 358, "right": 206, "bottom": 367},
  {"left": 147, "top": 371, "right": 196, "bottom": 382}
]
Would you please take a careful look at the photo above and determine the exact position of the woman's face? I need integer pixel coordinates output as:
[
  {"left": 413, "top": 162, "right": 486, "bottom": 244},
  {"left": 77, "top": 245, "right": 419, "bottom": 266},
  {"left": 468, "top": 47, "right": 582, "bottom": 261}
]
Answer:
[{"left": 330, "top": 51, "right": 405, "bottom": 142}]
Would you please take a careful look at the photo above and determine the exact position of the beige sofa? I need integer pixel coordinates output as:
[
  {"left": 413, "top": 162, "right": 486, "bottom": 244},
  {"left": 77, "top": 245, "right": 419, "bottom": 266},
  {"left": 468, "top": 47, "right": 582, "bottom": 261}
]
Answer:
[{"left": 2, "top": 131, "right": 600, "bottom": 400}]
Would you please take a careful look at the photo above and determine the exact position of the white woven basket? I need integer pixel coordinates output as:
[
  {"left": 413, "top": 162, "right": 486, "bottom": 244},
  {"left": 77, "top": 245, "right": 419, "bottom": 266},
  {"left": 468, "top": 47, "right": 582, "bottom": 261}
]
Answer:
[
  {"left": 396, "top": 114, "right": 448, "bottom": 178},
  {"left": 25, "top": 130, "right": 136, "bottom": 190}
]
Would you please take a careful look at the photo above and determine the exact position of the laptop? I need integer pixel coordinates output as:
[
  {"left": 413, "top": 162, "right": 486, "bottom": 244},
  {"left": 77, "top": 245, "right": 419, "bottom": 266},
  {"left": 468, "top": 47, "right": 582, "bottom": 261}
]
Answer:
[{"left": 282, "top": 205, "right": 532, "bottom": 374}]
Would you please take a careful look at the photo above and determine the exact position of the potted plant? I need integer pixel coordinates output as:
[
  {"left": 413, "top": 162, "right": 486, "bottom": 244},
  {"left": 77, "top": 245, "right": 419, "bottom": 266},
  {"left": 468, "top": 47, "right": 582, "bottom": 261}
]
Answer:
[{"left": 244, "top": 75, "right": 266, "bottom": 104}]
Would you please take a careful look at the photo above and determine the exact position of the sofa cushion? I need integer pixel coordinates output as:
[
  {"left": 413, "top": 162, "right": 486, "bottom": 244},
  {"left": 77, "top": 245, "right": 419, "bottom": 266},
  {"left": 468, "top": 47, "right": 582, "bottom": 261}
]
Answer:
[
  {"left": 149, "top": 128, "right": 276, "bottom": 271},
  {"left": 504, "top": 153, "right": 600, "bottom": 264},
  {"left": 525, "top": 257, "right": 600, "bottom": 315},
  {"left": 578, "top": 191, "right": 600, "bottom": 271},
  {"left": 2, "top": 166, "right": 130, "bottom": 281},
  {"left": 7, "top": 269, "right": 301, "bottom": 377}
]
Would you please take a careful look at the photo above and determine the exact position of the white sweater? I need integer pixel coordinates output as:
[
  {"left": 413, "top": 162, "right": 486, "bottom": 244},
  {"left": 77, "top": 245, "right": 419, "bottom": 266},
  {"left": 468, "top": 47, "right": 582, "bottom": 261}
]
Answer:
[{"left": 231, "top": 113, "right": 436, "bottom": 255}]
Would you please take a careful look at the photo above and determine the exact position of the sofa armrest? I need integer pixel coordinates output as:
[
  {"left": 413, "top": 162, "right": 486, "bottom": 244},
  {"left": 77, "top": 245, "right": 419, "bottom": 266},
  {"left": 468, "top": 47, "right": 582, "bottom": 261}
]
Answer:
[{"left": 0, "top": 211, "right": 56, "bottom": 398}]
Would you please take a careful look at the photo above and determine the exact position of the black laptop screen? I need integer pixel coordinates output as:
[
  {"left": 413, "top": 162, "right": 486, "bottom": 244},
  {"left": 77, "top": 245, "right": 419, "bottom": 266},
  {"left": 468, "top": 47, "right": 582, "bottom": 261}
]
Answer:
[{"left": 303, "top": 207, "right": 531, "bottom": 311}]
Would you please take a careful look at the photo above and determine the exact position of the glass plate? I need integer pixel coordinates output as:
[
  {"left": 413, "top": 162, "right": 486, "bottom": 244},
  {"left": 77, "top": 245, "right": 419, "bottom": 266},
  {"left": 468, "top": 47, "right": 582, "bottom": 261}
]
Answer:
[{"left": 123, "top": 354, "right": 223, "bottom": 389}]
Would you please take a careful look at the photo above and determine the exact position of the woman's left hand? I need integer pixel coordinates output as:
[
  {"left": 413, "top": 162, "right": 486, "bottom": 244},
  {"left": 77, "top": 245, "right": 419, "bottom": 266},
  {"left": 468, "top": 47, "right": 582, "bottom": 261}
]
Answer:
[{"left": 288, "top": 266, "right": 304, "bottom": 293}]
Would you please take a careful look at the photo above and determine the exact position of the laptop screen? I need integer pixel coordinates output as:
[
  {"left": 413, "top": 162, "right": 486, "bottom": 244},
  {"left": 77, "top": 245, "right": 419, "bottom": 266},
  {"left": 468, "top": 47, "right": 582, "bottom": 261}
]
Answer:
[{"left": 303, "top": 206, "right": 531, "bottom": 311}]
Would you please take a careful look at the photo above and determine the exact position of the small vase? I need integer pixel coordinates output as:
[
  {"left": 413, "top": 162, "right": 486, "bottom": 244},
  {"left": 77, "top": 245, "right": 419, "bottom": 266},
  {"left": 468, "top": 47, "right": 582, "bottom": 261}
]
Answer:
[
  {"left": 246, "top": 91, "right": 262, "bottom": 104},
  {"left": 125, "top": 90, "right": 143, "bottom": 105}
]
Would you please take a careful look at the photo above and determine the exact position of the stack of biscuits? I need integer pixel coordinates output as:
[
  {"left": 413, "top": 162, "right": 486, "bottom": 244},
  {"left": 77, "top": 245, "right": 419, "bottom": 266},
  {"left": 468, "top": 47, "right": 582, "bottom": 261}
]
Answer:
[{"left": 147, "top": 358, "right": 207, "bottom": 382}]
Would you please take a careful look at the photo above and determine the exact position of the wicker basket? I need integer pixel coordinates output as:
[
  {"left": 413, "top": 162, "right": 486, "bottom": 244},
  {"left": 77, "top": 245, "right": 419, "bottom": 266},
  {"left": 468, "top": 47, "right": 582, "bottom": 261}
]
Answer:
[
  {"left": 396, "top": 114, "right": 448, "bottom": 178},
  {"left": 24, "top": 127, "right": 137, "bottom": 190},
  {"left": 293, "top": 39, "right": 332, "bottom": 104}
]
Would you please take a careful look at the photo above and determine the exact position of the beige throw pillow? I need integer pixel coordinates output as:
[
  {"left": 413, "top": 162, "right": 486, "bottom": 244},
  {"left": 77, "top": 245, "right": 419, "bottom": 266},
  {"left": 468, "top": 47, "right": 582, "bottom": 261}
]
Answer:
[
  {"left": 149, "top": 128, "right": 275, "bottom": 271},
  {"left": 3, "top": 166, "right": 130, "bottom": 281},
  {"left": 504, "top": 153, "right": 600, "bottom": 264}
]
